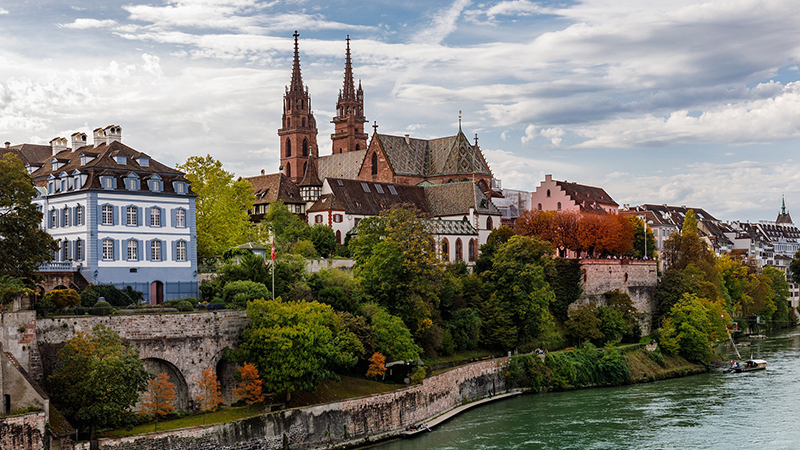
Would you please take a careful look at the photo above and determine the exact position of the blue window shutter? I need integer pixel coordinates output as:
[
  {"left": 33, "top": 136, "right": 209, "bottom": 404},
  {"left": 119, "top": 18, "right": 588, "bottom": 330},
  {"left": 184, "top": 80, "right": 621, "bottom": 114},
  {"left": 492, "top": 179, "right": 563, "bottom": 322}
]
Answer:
[
  {"left": 98, "top": 206, "right": 103, "bottom": 225},
  {"left": 145, "top": 207, "right": 151, "bottom": 226},
  {"left": 123, "top": 240, "right": 128, "bottom": 261},
  {"left": 139, "top": 240, "right": 144, "bottom": 261},
  {"left": 112, "top": 206, "right": 118, "bottom": 225},
  {"left": 172, "top": 241, "right": 177, "bottom": 261},
  {"left": 145, "top": 240, "right": 151, "bottom": 261},
  {"left": 171, "top": 208, "right": 177, "bottom": 227},
  {"left": 161, "top": 208, "right": 167, "bottom": 227},
  {"left": 137, "top": 207, "right": 143, "bottom": 226}
]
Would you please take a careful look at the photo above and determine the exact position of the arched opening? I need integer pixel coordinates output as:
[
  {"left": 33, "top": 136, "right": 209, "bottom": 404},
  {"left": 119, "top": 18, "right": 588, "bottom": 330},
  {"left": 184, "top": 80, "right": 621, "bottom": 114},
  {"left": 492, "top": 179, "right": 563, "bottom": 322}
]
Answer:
[
  {"left": 302, "top": 117, "right": 306, "bottom": 127},
  {"left": 371, "top": 152, "right": 378, "bottom": 175},
  {"left": 141, "top": 358, "right": 189, "bottom": 411},
  {"left": 538, "top": 203, "right": 542, "bottom": 210},
  {"left": 285, "top": 162, "right": 291, "bottom": 177},
  {"left": 356, "top": 143, "right": 360, "bottom": 151},
  {"left": 455, "top": 238, "right": 463, "bottom": 261},
  {"left": 286, "top": 138, "right": 292, "bottom": 157},
  {"left": 468, "top": 239, "right": 476, "bottom": 261},
  {"left": 441, "top": 238, "right": 449, "bottom": 262},
  {"left": 486, "top": 216, "right": 493, "bottom": 229},
  {"left": 336, "top": 230, "right": 342, "bottom": 244},
  {"left": 546, "top": 189, "right": 551, "bottom": 197},
  {"left": 302, "top": 138, "right": 308, "bottom": 157},
  {"left": 215, "top": 358, "right": 238, "bottom": 405},
  {"left": 557, "top": 202, "right": 562, "bottom": 210},
  {"left": 287, "top": 117, "right": 290, "bottom": 128},
  {"left": 150, "top": 281, "right": 163, "bottom": 305}
]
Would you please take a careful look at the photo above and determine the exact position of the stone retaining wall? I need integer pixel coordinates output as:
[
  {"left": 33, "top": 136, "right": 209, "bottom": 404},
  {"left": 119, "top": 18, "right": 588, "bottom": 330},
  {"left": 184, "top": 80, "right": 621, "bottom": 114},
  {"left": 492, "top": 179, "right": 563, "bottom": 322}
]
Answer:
[
  {"left": 0, "top": 411, "right": 47, "bottom": 450},
  {"left": 77, "top": 358, "right": 507, "bottom": 450}
]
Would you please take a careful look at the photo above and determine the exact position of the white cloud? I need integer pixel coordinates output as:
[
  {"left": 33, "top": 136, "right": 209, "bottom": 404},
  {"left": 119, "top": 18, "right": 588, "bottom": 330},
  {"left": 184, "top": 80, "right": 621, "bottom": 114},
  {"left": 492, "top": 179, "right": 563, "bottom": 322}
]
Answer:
[
  {"left": 60, "top": 18, "right": 118, "bottom": 29},
  {"left": 521, "top": 124, "right": 564, "bottom": 145},
  {"left": 0, "top": 7, "right": 9, "bottom": 15},
  {"left": 484, "top": 0, "right": 549, "bottom": 20},
  {"left": 413, "top": 0, "right": 471, "bottom": 45}
]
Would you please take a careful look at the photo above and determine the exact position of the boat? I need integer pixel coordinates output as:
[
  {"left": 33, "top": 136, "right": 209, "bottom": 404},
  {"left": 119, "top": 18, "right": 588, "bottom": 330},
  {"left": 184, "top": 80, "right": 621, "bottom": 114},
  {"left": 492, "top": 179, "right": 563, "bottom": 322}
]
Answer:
[{"left": 729, "top": 359, "right": 767, "bottom": 373}]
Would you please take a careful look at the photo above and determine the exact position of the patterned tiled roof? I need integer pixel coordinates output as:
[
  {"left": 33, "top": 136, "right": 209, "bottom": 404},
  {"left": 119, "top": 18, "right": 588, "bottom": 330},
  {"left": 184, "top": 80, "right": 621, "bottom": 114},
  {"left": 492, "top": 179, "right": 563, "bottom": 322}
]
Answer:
[
  {"left": 424, "top": 182, "right": 501, "bottom": 217},
  {"left": 374, "top": 131, "right": 492, "bottom": 178},
  {"left": 318, "top": 150, "right": 366, "bottom": 180},
  {"left": 244, "top": 172, "right": 303, "bottom": 206},
  {"left": 299, "top": 154, "right": 322, "bottom": 187},
  {"left": 423, "top": 219, "right": 477, "bottom": 236},
  {"left": 555, "top": 180, "right": 618, "bottom": 208}
]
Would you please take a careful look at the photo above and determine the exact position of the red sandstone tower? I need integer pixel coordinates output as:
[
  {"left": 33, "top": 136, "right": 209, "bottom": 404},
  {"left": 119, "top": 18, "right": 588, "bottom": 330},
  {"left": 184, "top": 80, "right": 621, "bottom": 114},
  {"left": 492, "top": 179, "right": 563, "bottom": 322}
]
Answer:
[
  {"left": 279, "top": 31, "right": 319, "bottom": 184},
  {"left": 331, "top": 36, "right": 368, "bottom": 154}
]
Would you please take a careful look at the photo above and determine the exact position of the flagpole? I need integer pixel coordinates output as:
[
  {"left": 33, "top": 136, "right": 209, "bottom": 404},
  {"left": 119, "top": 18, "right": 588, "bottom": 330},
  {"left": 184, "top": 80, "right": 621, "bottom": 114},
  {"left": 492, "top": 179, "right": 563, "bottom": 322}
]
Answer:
[{"left": 271, "top": 239, "right": 275, "bottom": 300}]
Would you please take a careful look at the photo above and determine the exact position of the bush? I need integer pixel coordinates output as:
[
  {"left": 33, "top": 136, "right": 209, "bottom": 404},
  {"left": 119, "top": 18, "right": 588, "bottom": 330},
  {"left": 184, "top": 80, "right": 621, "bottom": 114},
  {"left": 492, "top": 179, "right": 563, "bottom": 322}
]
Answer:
[
  {"left": 89, "top": 300, "right": 113, "bottom": 316},
  {"left": 75, "top": 306, "right": 88, "bottom": 315},
  {"left": 35, "top": 296, "right": 56, "bottom": 317},
  {"left": 81, "top": 285, "right": 141, "bottom": 308},
  {"left": 221, "top": 280, "right": 270, "bottom": 307},
  {"left": 184, "top": 297, "right": 199, "bottom": 307},
  {"left": 291, "top": 239, "right": 318, "bottom": 257},
  {"left": 176, "top": 301, "right": 193, "bottom": 312},
  {"left": 47, "top": 289, "right": 81, "bottom": 309}
]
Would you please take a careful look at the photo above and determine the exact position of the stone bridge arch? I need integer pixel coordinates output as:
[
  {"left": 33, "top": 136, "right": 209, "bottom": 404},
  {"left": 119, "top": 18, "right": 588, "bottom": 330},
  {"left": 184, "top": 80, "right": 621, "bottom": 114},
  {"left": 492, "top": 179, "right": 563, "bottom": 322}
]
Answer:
[{"left": 35, "top": 311, "right": 249, "bottom": 411}]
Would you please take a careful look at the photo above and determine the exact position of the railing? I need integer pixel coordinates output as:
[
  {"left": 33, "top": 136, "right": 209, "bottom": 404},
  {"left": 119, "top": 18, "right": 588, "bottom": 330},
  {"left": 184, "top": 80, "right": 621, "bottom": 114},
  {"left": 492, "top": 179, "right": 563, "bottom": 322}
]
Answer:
[{"left": 38, "top": 262, "right": 79, "bottom": 272}]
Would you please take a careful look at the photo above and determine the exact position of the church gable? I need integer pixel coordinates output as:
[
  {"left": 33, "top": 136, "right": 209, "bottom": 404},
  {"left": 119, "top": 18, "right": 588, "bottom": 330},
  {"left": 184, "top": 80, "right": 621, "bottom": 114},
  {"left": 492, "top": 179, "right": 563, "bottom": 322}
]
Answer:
[
  {"left": 429, "top": 132, "right": 491, "bottom": 177},
  {"left": 358, "top": 136, "right": 395, "bottom": 181}
]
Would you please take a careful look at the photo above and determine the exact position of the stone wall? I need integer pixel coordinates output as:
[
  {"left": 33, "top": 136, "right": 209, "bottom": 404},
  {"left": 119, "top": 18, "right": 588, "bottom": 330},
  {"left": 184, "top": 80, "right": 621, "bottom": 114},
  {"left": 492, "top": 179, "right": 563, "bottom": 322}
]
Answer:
[
  {"left": 0, "top": 311, "right": 43, "bottom": 381},
  {"left": 305, "top": 258, "right": 355, "bottom": 274},
  {"left": 37, "top": 311, "right": 249, "bottom": 409},
  {"left": 0, "top": 411, "right": 47, "bottom": 450},
  {"left": 578, "top": 259, "right": 658, "bottom": 334},
  {"left": 76, "top": 358, "right": 507, "bottom": 450}
]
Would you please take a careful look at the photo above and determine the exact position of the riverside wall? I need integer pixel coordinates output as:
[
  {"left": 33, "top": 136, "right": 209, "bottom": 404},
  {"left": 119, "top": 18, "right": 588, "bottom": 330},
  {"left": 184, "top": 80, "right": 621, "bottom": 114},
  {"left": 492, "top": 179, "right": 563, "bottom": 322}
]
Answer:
[
  {"left": 75, "top": 358, "right": 507, "bottom": 450},
  {"left": 0, "top": 411, "right": 47, "bottom": 450}
]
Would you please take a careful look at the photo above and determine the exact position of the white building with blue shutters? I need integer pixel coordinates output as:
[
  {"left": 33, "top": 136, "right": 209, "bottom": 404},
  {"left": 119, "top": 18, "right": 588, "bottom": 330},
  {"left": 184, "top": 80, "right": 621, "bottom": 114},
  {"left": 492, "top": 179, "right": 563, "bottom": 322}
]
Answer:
[{"left": 23, "top": 125, "right": 198, "bottom": 304}]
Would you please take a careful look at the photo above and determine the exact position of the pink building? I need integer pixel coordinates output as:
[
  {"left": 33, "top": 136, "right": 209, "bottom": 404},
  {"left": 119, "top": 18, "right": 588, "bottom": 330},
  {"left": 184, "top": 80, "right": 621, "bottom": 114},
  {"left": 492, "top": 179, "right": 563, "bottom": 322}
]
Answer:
[{"left": 531, "top": 174, "right": 619, "bottom": 214}]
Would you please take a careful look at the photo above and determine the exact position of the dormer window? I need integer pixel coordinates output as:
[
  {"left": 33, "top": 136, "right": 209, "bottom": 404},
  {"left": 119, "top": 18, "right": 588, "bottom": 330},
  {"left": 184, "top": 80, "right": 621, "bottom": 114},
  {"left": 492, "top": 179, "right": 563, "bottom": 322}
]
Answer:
[
  {"left": 148, "top": 175, "right": 163, "bottom": 192},
  {"left": 101, "top": 176, "right": 116, "bottom": 190},
  {"left": 80, "top": 153, "right": 96, "bottom": 166},
  {"left": 51, "top": 159, "right": 63, "bottom": 171},
  {"left": 113, "top": 155, "right": 127, "bottom": 165},
  {"left": 136, "top": 156, "right": 150, "bottom": 167},
  {"left": 124, "top": 173, "right": 140, "bottom": 191},
  {"left": 173, "top": 181, "right": 186, "bottom": 194}
]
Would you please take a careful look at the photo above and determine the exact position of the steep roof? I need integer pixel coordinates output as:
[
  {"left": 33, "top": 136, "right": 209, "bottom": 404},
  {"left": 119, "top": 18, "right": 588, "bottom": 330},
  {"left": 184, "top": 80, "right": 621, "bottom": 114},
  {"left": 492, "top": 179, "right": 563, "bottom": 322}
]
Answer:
[
  {"left": 372, "top": 131, "right": 492, "bottom": 178},
  {"left": 307, "top": 178, "right": 427, "bottom": 215},
  {"left": 555, "top": 180, "right": 618, "bottom": 209},
  {"left": 1, "top": 143, "right": 51, "bottom": 166},
  {"left": 318, "top": 150, "right": 366, "bottom": 180},
  {"left": 299, "top": 154, "right": 322, "bottom": 187},
  {"left": 244, "top": 172, "right": 303, "bottom": 206},
  {"left": 424, "top": 181, "right": 501, "bottom": 217},
  {"left": 423, "top": 219, "right": 478, "bottom": 236}
]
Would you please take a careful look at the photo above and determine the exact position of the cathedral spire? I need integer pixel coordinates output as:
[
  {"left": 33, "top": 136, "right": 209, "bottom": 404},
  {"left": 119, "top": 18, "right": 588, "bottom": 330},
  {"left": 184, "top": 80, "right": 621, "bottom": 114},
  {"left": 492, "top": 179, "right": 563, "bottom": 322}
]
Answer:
[
  {"left": 331, "top": 36, "right": 368, "bottom": 154},
  {"left": 290, "top": 30, "right": 304, "bottom": 92},
  {"left": 342, "top": 35, "right": 356, "bottom": 100}
]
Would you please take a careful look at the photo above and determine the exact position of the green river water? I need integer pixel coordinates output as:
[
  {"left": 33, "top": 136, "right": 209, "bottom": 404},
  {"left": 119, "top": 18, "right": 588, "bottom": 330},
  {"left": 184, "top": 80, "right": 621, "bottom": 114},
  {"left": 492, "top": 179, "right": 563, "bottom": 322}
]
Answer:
[{"left": 377, "top": 328, "right": 800, "bottom": 450}]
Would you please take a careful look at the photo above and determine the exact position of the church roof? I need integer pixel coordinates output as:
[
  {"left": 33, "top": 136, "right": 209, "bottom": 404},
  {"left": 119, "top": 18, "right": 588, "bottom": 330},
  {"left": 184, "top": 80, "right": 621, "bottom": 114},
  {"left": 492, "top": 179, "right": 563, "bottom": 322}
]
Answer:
[
  {"left": 299, "top": 154, "right": 322, "bottom": 187},
  {"left": 373, "top": 131, "right": 492, "bottom": 178},
  {"left": 244, "top": 172, "right": 303, "bottom": 206},
  {"left": 318, "top": 150, "right": 366, "bottom": 179},
  {"left": 307, "top": 178, "right": 427, "bottom": 215},
  {"left": 424, "top": 181, "right": 501, "bottom": 217},
  {"left": 422, "top": 219, "right": 478, "bottom": 236}
]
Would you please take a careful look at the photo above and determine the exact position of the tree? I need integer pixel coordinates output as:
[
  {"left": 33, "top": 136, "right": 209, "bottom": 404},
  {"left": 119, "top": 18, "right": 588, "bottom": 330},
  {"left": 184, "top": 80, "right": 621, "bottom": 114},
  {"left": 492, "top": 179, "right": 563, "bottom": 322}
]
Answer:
[
  {"left": 565, "top": 303, "right": 603, "bottom": 345},
  {"left": 141, "top": 373, "right": 176, "bottom": 431},
  {"left": 178, "top": 155, "right": 254, "bottom": 258},
  {"left": 233, "top": 362, "right": 265, "bottom": 405},
  {"left": 475, "top": 226, "right": 516, "bottom": 273},
  {"left": 0, "top": 275, "right": 33, "bottom": 305},
  {"left": 627, "top": 216, "right": 656, "bottom": 258},
  {"left": 48, "top": 325, "right": 151, "bottom": 439},
  {"left": 46, "top": 288, "right": 80, "bottom": 309},
  {"left": 366, "top": 352, "right": 387, "bottom": 379},
  {"left": 361, "top": 303, "right": 422, "bottom": 362},
  {"left": 0, "top": 153, "right": 58, "bottom": 278},
  {"left": 195, "top": 368, "right": 223, "bottom": 425},
  {"left": 351, "top": 206, "right": 443, "bottom": 335},
  {"left": 763, "top": 266, "right": 791, "bottom": 327},
  {"left": 659, "top": 293, "right": 728, "bottom": 362},
  {"left": 236, "top": 298, "right": 362, "bottom": 396},
  {"left": 309, "top": 224, "right": 337, "bottom": 257}
]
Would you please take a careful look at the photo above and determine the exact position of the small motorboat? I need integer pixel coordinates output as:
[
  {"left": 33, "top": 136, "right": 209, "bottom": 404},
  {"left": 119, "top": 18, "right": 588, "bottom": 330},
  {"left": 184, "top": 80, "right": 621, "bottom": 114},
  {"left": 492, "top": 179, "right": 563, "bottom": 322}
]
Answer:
[{"left": 726, "top": 359, "right": 767, "bottom": 373}]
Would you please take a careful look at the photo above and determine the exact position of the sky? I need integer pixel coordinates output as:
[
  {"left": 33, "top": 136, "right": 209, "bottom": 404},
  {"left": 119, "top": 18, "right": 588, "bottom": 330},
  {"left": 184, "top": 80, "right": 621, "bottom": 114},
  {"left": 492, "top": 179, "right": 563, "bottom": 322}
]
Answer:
[{"left": 2, "top": 0, "right": 800, "bottom": 222}]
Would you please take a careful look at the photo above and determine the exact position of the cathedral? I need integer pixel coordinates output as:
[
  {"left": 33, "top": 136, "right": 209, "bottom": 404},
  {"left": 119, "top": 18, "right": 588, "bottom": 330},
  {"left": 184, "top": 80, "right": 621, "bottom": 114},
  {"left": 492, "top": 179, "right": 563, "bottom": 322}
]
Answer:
[{"left": 245, "top": 32, "right": 501, "bottom": 263}]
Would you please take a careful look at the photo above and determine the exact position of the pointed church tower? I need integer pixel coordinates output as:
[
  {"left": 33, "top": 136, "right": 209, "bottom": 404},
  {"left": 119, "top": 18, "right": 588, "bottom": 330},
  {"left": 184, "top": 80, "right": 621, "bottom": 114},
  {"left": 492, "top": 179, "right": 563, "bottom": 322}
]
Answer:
[
  {"left": 331, "top": 36, "right": 368, "bottom": 154},
  {"left": 777, "top": 195, "right": 793, "bottom": 224},
  {"left": 279, "top": 31, "right": 319, "bottom": 184}
]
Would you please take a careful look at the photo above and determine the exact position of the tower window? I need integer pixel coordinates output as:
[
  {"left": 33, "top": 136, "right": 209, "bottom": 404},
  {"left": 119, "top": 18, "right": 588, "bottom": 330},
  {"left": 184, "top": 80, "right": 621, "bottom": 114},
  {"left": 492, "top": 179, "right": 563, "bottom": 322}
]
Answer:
[
  {"left": 286, "top": 138, "right": 292, "bottom": 157},
  {"left": 302, "top": 138, "right": 308, "bottom": 157},
  {"left": 302, "top": 117, "right": 306, "bottom": 127},
  {"left": 286, "top": 162, "right": 291, "bottom": 177},
  {"left": 371, "top": 152, "right": 378, "bottom": 175}
]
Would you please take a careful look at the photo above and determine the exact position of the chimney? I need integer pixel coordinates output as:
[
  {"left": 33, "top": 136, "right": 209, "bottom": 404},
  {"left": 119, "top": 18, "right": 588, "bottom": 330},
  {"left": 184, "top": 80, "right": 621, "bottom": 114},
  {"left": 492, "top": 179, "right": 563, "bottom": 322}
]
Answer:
[
  {"left": 4, "top": 142, "right": 9, "bottom": 148},
  {"left": 261, "top": 169, "right": 265, "bottom": 175},
  {"left": 404, "top": 134, "right": 410, "bottom": 145},
  {"left": 104, "top": 125, "right": 122, "bottom": 144},
  {"left": 93, "top": 128, "right": 105, "bottom": 147},
  {"left": 71, "top": 132, "right": 87, "bottom": 150},
  {"left": 545, "top": 174, "right": 552, "bottom": 182},
  {"left": 50, "top": 137, "right": 68, "bottom": 156}
]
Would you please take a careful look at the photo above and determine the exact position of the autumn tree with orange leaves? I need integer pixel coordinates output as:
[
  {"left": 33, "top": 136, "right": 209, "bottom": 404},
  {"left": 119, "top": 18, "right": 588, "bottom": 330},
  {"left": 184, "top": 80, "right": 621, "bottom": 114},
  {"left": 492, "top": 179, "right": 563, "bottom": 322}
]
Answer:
[
  {"left": 195, "top": 368, "right": 223, "bottom": 425},
  {"left": 365, "top": 352, "right": 387, "bottom": 379},
  {"left": 233, "top": 362, "right": 265, "bottom": 405},
  {"left": 516, "top": 210, "right": 633, "bottom": 258},
  {"left": 141, "top": 373, "right": 176, "bottom": 431}
]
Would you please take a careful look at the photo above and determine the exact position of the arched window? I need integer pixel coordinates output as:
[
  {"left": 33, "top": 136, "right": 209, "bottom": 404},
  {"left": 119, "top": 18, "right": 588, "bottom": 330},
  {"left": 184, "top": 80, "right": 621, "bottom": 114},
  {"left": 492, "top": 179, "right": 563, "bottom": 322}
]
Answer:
[
  {"left": 303, "top": 162, "right": 307, "bottom": 176},
  {"left": 486, "top": 216, "right": 493, "bottom": 229},
  {"left": 285, "top": 162, "right": 291, "bottom": 177},
  {"left": 286, "top": 138, "right": 292, "bottom": 157},
  {"left": 468, "top": 239, "right": 476, "bottom": 261},
  {"left": 371, "top": 152, "right": 378, "bottom": 175},
  {"left": 441, "top": 238, "right": 449, "bottom": 262},
  {"left": 455, "top": 238, "right": 463, "bottom": 261},
  {"left": 462, "top": 216, "right": 468, "bottom": 222},
  {"left": 557, "top": 202, "right": 562, "bottom": 210},
  {"left": 302, "top": 117, "right": 306, "bottom": 127},
  {"left": 339, "top": 147, "right": 343, "bottom": 154},
  {"left": 546, "top": 189, "right": 551, "bottom": 197},
  {"left": 356, "top": 144, "right": 360, "bottom": 151},
  {"left": 287, "top": 117, "right": 291, "bottom": 128},
  {"left": 302, "top": 138, "right": 308, "bottom": 157},
  {"left": 336, "top": 230, "right": 342, "bottom": 244},
  {"left": 537, "top": 203, "right": 542, "bottom": 210}
]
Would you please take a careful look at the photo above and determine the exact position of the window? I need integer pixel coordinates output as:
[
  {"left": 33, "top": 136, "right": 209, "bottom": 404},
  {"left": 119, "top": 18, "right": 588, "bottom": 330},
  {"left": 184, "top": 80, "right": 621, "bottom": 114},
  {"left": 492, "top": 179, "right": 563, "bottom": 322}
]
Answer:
[
  {"left": 361, "top": 182, "right": 371, "bottom": 193},
  {"left": 174, "top": 181, "right": 185, "bottom": 194},
  {"left": 302, "top": 117, "right": 306, "bottom": 127},
  {"left": 315, "top": 215, "right": 323, "bottom": 224},
  {"left": 62, "top": 238, "right": 70, "bottom": 261},
  {"left": 62, "top": 207, "right": 70, "bottom": 227},
  {"left": 286, "top": 138, "right": 292, "bottom": 157},
  {"left": 468, "top": 239, "right": 476, "bottom": 261},
  {"left": 102, "top": 239, "right": 114, "bottom": 260},
  {"left": 441, "top": 238, "right": 450, "bottom": 262},
  {"left": 546, "top": 189, "right": 551, "bottom": 197},
  {"left": 127, "top": 239, "right": 138, "bottom": 261},
  {"left": 375, "top": 184, "right": 384, "bottom": 194},
  {"left": 50, "top": 209, "right": 57, "bottom": 228},
  {"left": 455, "top": 238, "right": 463, "bottom": 261},
  {"left": 176, "top": 241, "right": 186, "bottom": 262},
  {"left": 75, "top": 205, "right": 84, "bottom": 226},
  {"left": 113, "top": 155, "right": 127, "bottom": 165},
  {"left": 148, "top": 179, "right": 162, "bottom": 192},
  {"left": 557, "top": 202, "right": 561, "bottom": 210},
  {"left": 125, "top": 178, "right": 139, "bottom": 190},
  {"left": 388, "top": 185, "right": 398, "bottom": 195},
  {"left": 333, "top": 214, "right": 343, "bottom": 223},
  {"left": 302, "top": 138, "right": 308, "bottom": 157},
  {"left": 336, "top": 230, "right": 341, "bottom": 244},
  {"left": 73, "top": 176, "right": 82, "bottom": 190},
  {"left": 487, "top": 216, "right": 493, "bottom": 229},
  {"left": 75, "top": 239, "right": 84, "bottom": 261},
  {"left": 151, "top": 240, "right": 162, "bottom": 261},
  {"left": 102, "top": 205, "right": 113, "bottom": 225},
  {"left": 537, "top": 203, "right": 542, "bottom": 211},
  {"left": 102, "top": 176, "right": 115, "bottom": 189},
  {"left": 175, "top": 209, "right": 186, "bottom": 228},
  {"left": 285, "top": 162, "right": 291, "bottom": 177},
  {"left": 150, "top": 208, "right": 161, "bottom": 227},
  {"left": 126, "top": 206, "right": 137, "bottom": 226},
  {"left": 61, "top": 179, "right": 67, "bottom": 192},
  {"left": 371, "top": 152, "right": 378, "bottom": 175}
]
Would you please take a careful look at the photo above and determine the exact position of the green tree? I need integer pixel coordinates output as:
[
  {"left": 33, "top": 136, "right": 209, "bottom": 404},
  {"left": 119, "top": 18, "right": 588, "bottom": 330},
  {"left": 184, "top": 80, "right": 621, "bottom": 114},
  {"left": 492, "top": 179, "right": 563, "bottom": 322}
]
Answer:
[
  {"left": 659, "top": 294, "right": 727, "bottom": 362},
  {"left": 0, "top": 275, "right": 33, "bottom": 305},
  {"left": 565, "top": 303, "right": 603, "bottom": 345},
  {"left": 763, "top": 266, "right": 791, "bottom": 327},
  {"left": 0, "top": 153, "right": 58, "bottom": 278},
  {"left": 474, "top": 226, "right": 516, "bottom": 274},
  {"left": 236, "top": 298, "right": 362, "bottom": 396},
  {"left": 361, "top": 303, "right": 422, "bottom": 362},
  {"left": 48, "top": 325, "right": 151, "bottom": 439},
  {"left": 308, "top": 224, "right": 337, "bottom": 257},
  {"left": 627, "top": 216, "right": 657, "bottom": 258},
  {"left": 221, "top": 280, "right": 270, "bottom": 307},
  {"left": 263, "top": 200, "right": 310, "bottom": 251},
  {"left": 545, "top": 258, "right": 583, "bottom": 323},
  {"left": 477, "top": 293, "right": 517, "bottom": 350},
  {"left": 178, "top": 155, "right": 254, "bottom": 258},
  {"left": 444, "top": 308, "right": 482, "bottom": 351},
  {"left": 351, "top": 206, "right": 443, "bottom": 335}
]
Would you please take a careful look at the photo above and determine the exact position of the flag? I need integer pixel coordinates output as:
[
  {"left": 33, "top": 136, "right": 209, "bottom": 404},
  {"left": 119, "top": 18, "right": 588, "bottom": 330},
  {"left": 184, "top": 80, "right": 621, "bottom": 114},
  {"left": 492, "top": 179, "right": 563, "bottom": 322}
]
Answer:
[{"left": 271, "top": 240, "right": 276, "bottom": 261}]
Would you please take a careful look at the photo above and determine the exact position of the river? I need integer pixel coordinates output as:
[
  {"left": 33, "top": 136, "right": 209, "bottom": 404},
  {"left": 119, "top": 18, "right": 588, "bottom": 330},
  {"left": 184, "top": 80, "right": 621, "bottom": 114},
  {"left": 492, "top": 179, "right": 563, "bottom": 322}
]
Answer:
[{"left": 377, "top": 328, "right": 800, "bottom": 450}]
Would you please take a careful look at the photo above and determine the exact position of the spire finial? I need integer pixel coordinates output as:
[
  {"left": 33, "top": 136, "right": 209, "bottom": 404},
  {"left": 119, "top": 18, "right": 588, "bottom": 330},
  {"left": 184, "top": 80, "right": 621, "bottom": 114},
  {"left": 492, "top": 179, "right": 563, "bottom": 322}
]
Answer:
[
  {"left": 475, "top": 133, "right": 478, "bottom": 146},
  {"left": 458, "top": 110, "right": 462, "bottom": 131},
  {"left": 341, "top": 35, "right": 355, "bottom": 99},
  {"left": 783, "top": 194, "right": 787, "bottom": 214},
  {"left": 373, "top": 121, "right": 378, "bottom": 133},
  {"left": 290, "top": 30, "right": 303, "bottom": 92}
]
